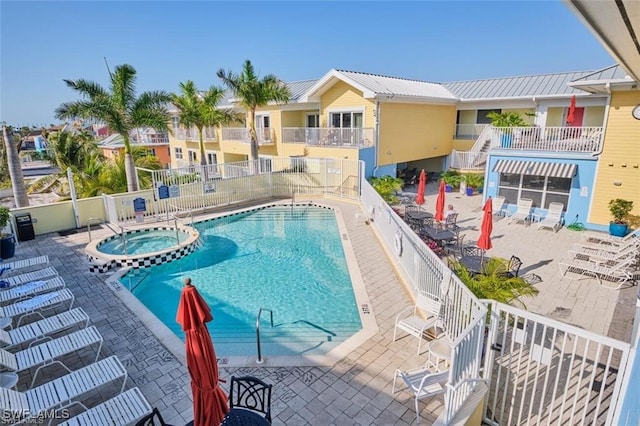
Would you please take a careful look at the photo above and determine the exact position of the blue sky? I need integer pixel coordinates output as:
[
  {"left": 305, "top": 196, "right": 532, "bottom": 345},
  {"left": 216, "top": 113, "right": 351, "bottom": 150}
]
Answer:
[{"left": 1, "top": 1, "right": 614, "bottom": 126}]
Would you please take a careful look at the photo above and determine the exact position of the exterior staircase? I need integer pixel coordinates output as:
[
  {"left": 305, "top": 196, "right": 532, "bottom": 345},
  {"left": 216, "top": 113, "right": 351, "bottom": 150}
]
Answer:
[{"left": 449, "top": 125, "right": 494, "bottom": 171}]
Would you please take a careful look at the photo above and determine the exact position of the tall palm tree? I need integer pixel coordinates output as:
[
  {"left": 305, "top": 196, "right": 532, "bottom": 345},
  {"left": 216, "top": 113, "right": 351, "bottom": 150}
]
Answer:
[
  {"left": 170, "top": 80, "right": 238, "bottom": 166},
  {"left": 1, "top": 125, "right": 29, "bottom": 207},
  {"left": 216, "top": 60, "right": 291, "bottom": 165},
  {"left": 55, "top": 64, "right": 171, "bottom": 192}
]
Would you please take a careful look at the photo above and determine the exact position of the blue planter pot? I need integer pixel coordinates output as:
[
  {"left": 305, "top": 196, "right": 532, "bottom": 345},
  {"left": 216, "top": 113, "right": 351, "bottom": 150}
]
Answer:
[
  {"left": 500, "top": 134, "right": 513, "bottom": 148},
  {"left": 466, "top": 187, "right": 474, "bottom": 196},
  {"left": 609, "top": 222, "right": 628, "bottom": 237},
  {"left": 0, "top": 235, "right": 15, "bottom": 260},
  {"left": 445, "top": 185, "right": 453, "bottom": 193},
  {"left": 478, "top": 187, "right": 483, "bottom": 194}
]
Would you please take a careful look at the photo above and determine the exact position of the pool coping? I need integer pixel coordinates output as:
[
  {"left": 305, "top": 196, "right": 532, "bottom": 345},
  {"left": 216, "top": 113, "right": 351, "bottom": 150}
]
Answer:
[{"left": 104, "top": 200, "right": 379, "bottom": 368}]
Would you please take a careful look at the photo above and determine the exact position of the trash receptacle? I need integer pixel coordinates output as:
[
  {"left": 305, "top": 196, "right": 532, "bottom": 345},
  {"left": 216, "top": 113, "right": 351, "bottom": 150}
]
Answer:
[{"left": 15, "top": 213, "right": 35, "bottom": 242}]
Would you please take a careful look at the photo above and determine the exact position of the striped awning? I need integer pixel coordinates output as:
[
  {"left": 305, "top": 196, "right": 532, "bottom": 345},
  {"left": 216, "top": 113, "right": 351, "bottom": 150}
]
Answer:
[{"left": 492, "top": 160, "right": 577, "bottom": 178}]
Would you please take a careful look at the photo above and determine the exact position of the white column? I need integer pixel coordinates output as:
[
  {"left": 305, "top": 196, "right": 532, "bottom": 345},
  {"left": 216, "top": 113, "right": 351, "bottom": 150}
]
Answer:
[
  {"left": 534, "top": 105, "right": 548, "bottom": 127},
  {"left": 67, "top": 168, "right": 81, "bottom": 229}
]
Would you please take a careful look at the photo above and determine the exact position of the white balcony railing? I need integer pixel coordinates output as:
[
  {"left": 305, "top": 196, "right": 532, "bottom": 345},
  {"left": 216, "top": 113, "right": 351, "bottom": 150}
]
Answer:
[
  {"left": 454, "top": 124, "right": 488, "bottom": 140},
  {"left": 131, "top": 132, "right": 169, "bottom": 144},
  {"left": 172, "top": 127, "right": 217, "bottom": 142},
  {"left": 490, "top": 126, "right": 603, "bottom": 153},
  {"left": 221, "top": 127, "right": 274, "bottom": 145},
  {"left": 282, "top": 127, "right": 374, "bottom": 148},
  {"left": 449, "top": 149, "right": 487, "bottom": 170}
]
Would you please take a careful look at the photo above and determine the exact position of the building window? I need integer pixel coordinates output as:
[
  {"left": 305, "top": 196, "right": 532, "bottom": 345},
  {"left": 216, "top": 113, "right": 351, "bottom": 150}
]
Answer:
[
  {"left": 255, "top": 114, "right": 270, "bottom": 128},
  {"left": 306, "top": 114, "right": 319, "bottom": 128},
  {"left": 174, "top": 147, "right": 183, "bottom": 159},
  {"left": 330, "top": 111, "right": 363, "bottom": 128},
  {"left": 149, "top": 148, "right": 156, "bottom": 156},
  {"left": 498, "top": 173, "right": 570, "bottom": 209},
  {"left": 477, "top": 109, "right": 501, "bottom": 124},
  {"left": 172, "top": 116, "right": 180, "bottom": 131},
  {"left": 188, "top": 150, "right": 197, "bottom": 163}
]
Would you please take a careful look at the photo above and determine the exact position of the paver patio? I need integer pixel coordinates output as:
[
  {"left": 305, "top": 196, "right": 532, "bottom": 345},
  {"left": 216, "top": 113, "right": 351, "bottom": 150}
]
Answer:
[{"left": 7, "top": 188, "right": 636, "bottom": 425}]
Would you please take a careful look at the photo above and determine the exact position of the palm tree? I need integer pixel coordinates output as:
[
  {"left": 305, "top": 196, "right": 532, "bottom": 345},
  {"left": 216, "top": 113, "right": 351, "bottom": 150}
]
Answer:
[
  {"left": 171, "top": 80, "right": 238, "bottom": 166},
  {"left": 55, "top": 64, "right": 171, "bottom": 192},
  {"left": 216, "top": 60, "right": 290, "bottom": 166},
  {"left": 1, "top": 125, "right": 29, "bottom": 207}
]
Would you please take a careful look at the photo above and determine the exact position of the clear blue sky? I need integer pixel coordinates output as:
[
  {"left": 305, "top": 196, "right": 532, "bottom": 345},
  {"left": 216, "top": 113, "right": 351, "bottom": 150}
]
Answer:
[{"left": 1, "top": 1, "right": 614, "bottom": 127}]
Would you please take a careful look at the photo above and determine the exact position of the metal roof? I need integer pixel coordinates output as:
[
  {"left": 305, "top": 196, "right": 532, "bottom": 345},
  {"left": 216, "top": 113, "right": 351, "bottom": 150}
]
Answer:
[
  {"left": 571, "top": 64, "right": 632, "bottom": 82},
  {"left": 334, "top": 70, "right": 458, "bottom": 100},
  {"left": 443, "top": 71, "right": 597, "bottom": 100},
  {"left": 216, "top": 79, "right": 320, "bottom": 109}
]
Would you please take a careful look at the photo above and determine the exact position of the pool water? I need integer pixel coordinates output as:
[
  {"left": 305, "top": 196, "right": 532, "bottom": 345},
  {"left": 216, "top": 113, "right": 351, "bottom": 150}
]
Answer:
[
  {"left": 99, "top": 229, "right": 190, "bottom": 255},
  {"left": 121, "top": 206, "right": 362, "bottom": 357}
]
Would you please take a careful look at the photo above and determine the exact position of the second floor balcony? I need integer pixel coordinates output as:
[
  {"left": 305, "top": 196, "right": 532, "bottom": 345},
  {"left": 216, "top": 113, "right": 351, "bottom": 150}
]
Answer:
[
  {"left": 282, "top": 127, "right": 374, "bottom": 148},
  {"left": 490, "top": 126, "right": 604, "bottom": 153},
  {"left": 221, "top": 127, "right": 274, "bottom": 145},
  {"left": 172, "top": 127, "right": 218, "bottom": 142},
  {"left": 454, "top": 124, "right": 489, "bottom": 140}
]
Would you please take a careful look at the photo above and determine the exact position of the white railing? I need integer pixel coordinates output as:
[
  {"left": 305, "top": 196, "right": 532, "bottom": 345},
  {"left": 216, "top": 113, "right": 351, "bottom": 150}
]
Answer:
[
  {"left": 282, "top": 127, "right": 374, "bottom": 148},
  {"left": 221, "top": 127, "right": 274, "bottom": 145},
  {"left": 131, "top": 133, "right": 169, "bottom": 145},
  {"left": 449, "top": 150, "right": 487, "bottom": 170},
  {"left": 469, "top": 124, "right": 494, "bottom": 153},
  {"left": 454, "top": 124, "right": 488, "bottom": 140},
  {"left": 489, "top": 126, "right": 603, "bottom": 153},
  {"left": 360, "top": 181, "right": 486, "bottom": 424},
  {"left": 482, "top": 301, "right": 629, "bottom": 426},
  {"left": 172, "top": 127, "right": 217, "bottom": 142}
]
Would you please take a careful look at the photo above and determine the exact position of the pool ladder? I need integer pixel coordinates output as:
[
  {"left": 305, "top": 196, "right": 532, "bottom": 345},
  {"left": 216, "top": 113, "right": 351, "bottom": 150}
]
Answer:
[
  {"left": 256, "top": 308, "right": 274, "bottom": 364},
  {"left": 87, "top": 218, "right": 128, "bottom": 255}
]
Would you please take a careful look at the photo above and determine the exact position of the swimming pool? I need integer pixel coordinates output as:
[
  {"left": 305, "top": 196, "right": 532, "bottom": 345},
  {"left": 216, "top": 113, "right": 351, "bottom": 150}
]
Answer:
[
  {"left": 120, "top": 205, "right": 363, "bottom": 359},
  {"left": 98, "top": 229, "right": 190, "bottom": 255}
]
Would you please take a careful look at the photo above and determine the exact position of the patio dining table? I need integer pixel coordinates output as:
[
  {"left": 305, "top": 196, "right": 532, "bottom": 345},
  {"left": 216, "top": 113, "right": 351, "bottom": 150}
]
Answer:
[
  {"left": 458, "top": 255, "right": 492, "bottom": 275},
  {"left": 422, "top": 227, "right": 455, "bottom": 245},
  {"left": 405, "top": 210, "right": 434, "bottom": 221}
]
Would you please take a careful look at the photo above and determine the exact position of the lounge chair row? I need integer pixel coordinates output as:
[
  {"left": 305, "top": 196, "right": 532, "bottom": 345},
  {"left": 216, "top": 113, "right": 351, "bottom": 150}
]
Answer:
[{"left": 0, "top": 258, "right": 158, "bottom": 425}]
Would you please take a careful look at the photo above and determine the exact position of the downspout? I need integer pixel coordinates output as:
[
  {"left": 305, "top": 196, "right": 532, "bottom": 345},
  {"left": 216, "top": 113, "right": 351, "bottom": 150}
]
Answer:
[{"left": 372, "top": 98, "right": 381, "bottom": 177}]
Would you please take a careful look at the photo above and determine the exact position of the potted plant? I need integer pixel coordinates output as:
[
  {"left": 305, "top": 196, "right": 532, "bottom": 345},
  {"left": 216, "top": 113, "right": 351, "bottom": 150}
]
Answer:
[
  {"left": 486, "top": 111, "right": 532, "bottom": 148},
  {"left": 369, "top": 176, "right": 404, "bottom": 205},
  {"left": 463, "top": 173, "right": 484, "bottom": 196},
  {"left": 440, "top": 170, "right": 462, "bottom": 192},
  {"left": 0, "top": 206, "right": 15, "bottom": 259},
  {"left": 608, "top": 199, "right": 633, "bottom": 237}
]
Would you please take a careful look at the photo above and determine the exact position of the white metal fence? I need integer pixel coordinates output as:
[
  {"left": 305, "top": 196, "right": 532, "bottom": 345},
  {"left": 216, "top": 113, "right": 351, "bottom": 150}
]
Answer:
[
  {"left": 221, "top": 127, "right": 274, "bottom": 145},
  {"left": 360, "top": 181, "right": 486, "bottom": 424},
  {"left": 449, "top": 150, "right": 488, "bottom": 170},
  {"left": 104, "top": 158, "right": 361, "bottom": 226},
  {"left": 483, "top": 301, "right": 630, "bottom": 426}
]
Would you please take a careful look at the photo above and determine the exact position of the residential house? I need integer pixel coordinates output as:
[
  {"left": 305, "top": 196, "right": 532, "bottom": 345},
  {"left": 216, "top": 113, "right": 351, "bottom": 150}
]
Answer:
[{"left": 98, "top": 129, "right": 171, "bottom": 167}]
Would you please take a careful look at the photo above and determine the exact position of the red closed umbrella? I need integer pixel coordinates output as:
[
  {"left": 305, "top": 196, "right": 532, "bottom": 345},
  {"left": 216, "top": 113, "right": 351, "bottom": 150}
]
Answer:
[
  {"left": 566, "top": 95, "right": 576, "bottom": 125},
  {"left": 434, "top": 180, "right": 446, "bottom": 222},
  {"left": 477, "top": 198, "right": 493, "bottom": 251},
  {"left": 415, "top": 169, "right": 426, "bottom": 206},
  {"left": 177, "top": 282, "right": 228, "bottom": 426}
]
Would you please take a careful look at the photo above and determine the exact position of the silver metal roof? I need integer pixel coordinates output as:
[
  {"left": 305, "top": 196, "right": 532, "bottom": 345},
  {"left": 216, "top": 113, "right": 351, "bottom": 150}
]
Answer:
[
  {"left": 443, "top": 70, "right": 597, "bottom": 100},
  {"left": 335, "top": 70, "right": 457, "bottom": 100},
  {"left": 571, "top": 64, "right": 631, "bottom": 82},
  {"left": 216, "top": 79, "right": 320, "bottom": 109}
]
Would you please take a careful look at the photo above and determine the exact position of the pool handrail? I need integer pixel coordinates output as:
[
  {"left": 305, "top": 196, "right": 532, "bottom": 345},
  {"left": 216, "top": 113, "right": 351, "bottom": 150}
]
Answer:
[
  {"left": 256, "top": 308, "right": 274, "bottom": 364},
  {"left": 88, "top": 218, "right": 128, "bottom": 255}
]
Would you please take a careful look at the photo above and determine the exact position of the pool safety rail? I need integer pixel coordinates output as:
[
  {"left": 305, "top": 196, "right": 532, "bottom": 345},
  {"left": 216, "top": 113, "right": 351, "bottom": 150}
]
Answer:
[{"left": 256, "top": 308, "right": 274, "bottom": 364}]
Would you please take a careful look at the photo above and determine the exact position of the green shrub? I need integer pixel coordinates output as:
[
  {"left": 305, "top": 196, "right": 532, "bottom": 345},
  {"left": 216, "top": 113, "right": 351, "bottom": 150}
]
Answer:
[{"left": 369, "top": 175, "right": 403, "bottom": 205}]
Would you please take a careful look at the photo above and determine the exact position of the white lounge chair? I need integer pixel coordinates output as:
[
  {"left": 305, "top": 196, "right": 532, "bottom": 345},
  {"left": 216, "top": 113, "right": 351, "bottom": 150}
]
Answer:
[
  {"left": 571, "top": 237, "right": 640, "bottom": 255},
  {"left": 392, "top": 367, "right": 449, "bottom": 423},
  {"left": 1, "top": 267, "right": 58, "bottom": 288},
  {"left": 0, "top": 256, "right": 49, "bottom": 277},
  {"left": 58, "top": 387, "right": 153, "bottom": 426},
  {"left": 506, "top": 198, "right": 533, "bottom": 225},
  {"left": 393, "top": 293, "right": 441, "bottom": 354},
  {"left": 0, "top": 289, "right": 75, "bottom": 328},
  {"left": 492, "top": 196, "right": 508, "bottom": 218},
  {"left": 536, "top": 202, "right": 564, "bottom": 232},
  {"left": 580, "top": 228, "right": 640, "bottom": 246},
  {"left": 559, "top": 256, "right": 635, "bottom": 289},
  {"left": 0, "top": 356, "right": 126, "bottom": 423},
  {"left": 568, "top": 243, "right": 639, "bottom": 263},
  {"left": 0, "top": 276, "right": 66, "bottom": 306},
  {"left": 0, "top": 308, "right": 89, "bottom": 351},
  {"left": 0, "top": 326, "right": 103, "bottom": 388}
]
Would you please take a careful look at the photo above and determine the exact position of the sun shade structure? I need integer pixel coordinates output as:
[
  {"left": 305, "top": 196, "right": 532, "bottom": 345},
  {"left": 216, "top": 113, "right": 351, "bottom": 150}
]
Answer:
[
  {"left": 415, "top": 169, "right": 426, "bottom": 206},
  {"left": 177, "top": 283, "right": 228, "bottom": 426},
  {"left": 434, "top": 180, "right": 446, "bottom": 222},
  {"left": 492, "top": 160, "right": 577, "bottom": 179}
]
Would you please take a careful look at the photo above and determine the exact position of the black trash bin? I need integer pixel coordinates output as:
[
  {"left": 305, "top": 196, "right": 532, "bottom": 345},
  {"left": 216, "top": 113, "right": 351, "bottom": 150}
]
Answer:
[{"left": 15, "top": 213, "right": 35, "bottom": 242}]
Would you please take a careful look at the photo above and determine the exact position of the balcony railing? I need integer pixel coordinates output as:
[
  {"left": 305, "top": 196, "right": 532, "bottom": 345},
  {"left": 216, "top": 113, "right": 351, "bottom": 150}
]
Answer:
[
  {"left": 449, "top": 149, "right": 487, "bottom": 170},
  {"left": 454, "top": 124, "right": 489, "bottom": 140},
  {"left": 221, "top": 127, "right": 274, "bottom": 145},
  {"left": 282, "top": 127, "right": 374, "bottom": 148},
  {"left": 172, "top": 127, "right": 217, "bottom": 142},
  {"left": 131, "top": 133, "right": 169, "bottom": 144},
  {"left": 490, "top": 126, "right": 603, "bottom": 153}
]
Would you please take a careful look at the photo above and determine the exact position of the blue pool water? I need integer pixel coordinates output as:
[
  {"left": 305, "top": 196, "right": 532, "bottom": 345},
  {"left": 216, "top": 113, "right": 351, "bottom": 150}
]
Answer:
[
  {"left": 99, "top": 229, "right": 190, "bottom": 255},
  {"left": 121, "top": 206, "right": 362, "bottom": 357}
]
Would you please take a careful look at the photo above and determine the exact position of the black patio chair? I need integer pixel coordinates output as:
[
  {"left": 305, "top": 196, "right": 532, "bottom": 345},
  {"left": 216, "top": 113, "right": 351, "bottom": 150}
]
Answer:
[
  {"left": 505, "top": 256, "right": 523, "bottom": 278},
  {"left": 522, "top": 273, "right": 542, "bottom": 285},
  {"left": 229, "top": 376, "right": 273, "bottom": 423},
  {"left": 461, "top": 246, "right": 483, "bottom": 258},
  {"left": 135, "top": 408, "right": 172, "bottom": 426}
]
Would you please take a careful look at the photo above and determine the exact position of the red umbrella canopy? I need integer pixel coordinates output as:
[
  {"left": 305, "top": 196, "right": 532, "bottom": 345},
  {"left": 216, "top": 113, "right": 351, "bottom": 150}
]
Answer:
[
  {"left": 566, "top": 95, "right": 576, "bottom": 125},
  {"left": 415, "top": 169, "right": 426, "bottom": 205},
  {"left": 477, "top": 198, "right": 493, "bottom": 251},
  {"left": 434, "top": 180, "right": 446, "bottom": 222},
  {"left": 176, "top": 283, "right": 228, "bottom": 426}
]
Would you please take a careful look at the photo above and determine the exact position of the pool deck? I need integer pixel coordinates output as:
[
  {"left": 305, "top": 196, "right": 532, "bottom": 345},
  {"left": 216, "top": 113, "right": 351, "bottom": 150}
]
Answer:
[{"left": 10, "top": 190, "right": 636, "bottom": 425}]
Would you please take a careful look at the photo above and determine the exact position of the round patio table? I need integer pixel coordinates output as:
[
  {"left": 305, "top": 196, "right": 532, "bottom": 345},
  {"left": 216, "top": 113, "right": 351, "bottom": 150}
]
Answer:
[
  {"left": 220, "top": 409, "right": 271, "bottom": 426},
  {"left": 458, "top": 255, "right": 491, "bottom": 274}
]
